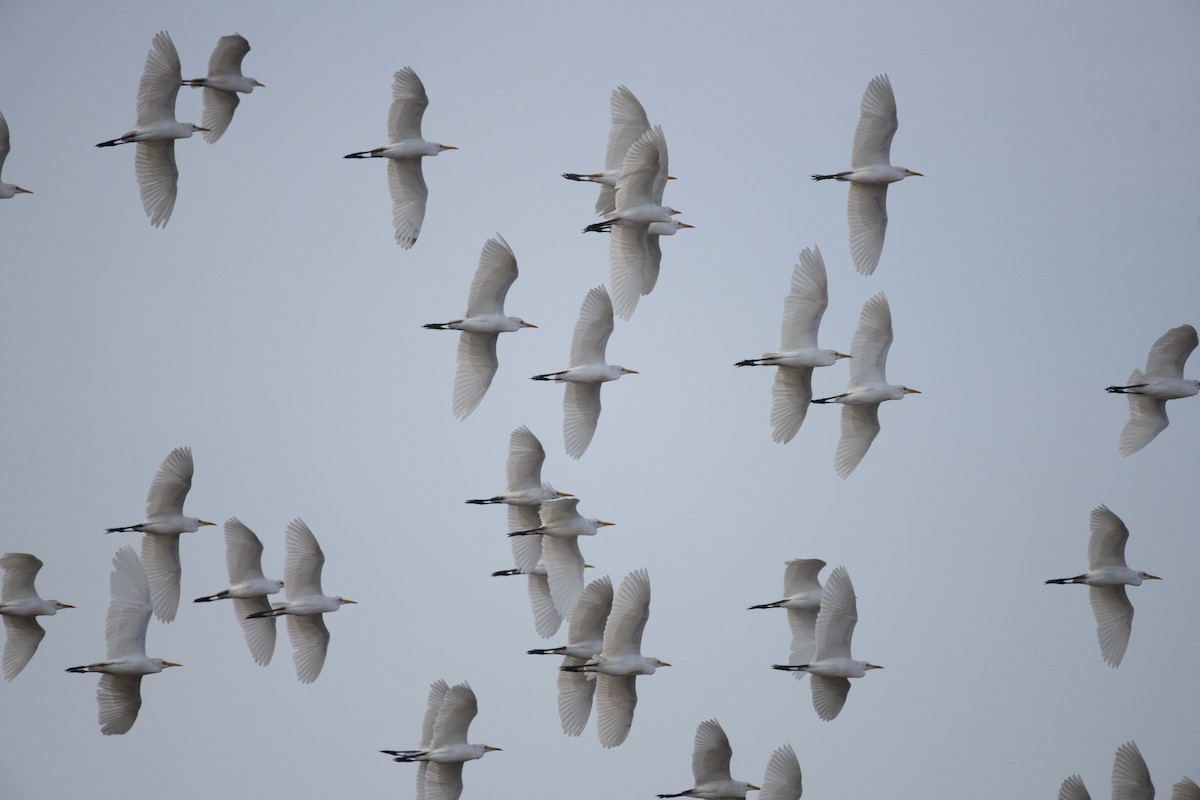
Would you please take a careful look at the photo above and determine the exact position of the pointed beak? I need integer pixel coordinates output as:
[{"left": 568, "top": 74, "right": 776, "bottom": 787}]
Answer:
[
  {"left": 521, "top": 322, "right": 539, "bottom": 328},
  {"left": 907, "top": 170, "right": 924, "bottom": 177},
  {"left": 196, "top": 126, "right": 212, "bottom": 132},
  {"left": 340, "top": 598, "right": 358, "bottom": 604},
  {"left": 163, "top": 661, "right": 183, "bottom": 668},
  {"left": 484, "top": 746, "right": 502, "bottom": 752},
  {"left": 199, "top": 520, "right": 217, "bottom": 526},
  {"left": 678, "top": 222, "right": 695, "bottom": 229},
  {"left": 658, "top": 661, "right": 672, "bottom": 667},
  {"left": 15, "top": 187, "right": 32, "bottom": 194},
  {"left": 903, "top": 388, "right": 922, "bottom": 394},
  {"left": 836, "top": 352, "right": 853, "bottom": 359},
  {"left": 749, "top": 786, "right": 762, "bottom": 792},
  {"left": 621, "top": 368, "right": 639, "bottom": 374},
  {"left": 866, "top": 663, "right": 884, "bottom": 670},
  {"left": 439, "top": 145, "right": 458, "bottom": 150},
  {"left": 556, "top": 492, "right": 574, "bottom": 498},
  {"left": 255, "top": 80, "right": 266, "bottom": 87},
  {"left": 596, "top": 521, "right": 616, "bottom": 527},
  {"left": 1145, "top": 574, "right": 1163, "bottom": 580},
  {"left": 59, "top": 603, "right": 76, "bottom": 609}
]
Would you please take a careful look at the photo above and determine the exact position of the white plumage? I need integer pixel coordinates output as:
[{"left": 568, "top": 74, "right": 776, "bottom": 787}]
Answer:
[
  {"left": 182, "top": 33, "right": 264, "bottom": 143},
  {"left": 95, "top": 32, "right": 209, "bottom": 227},
  {"left": 192, "top": 518, "right": 283, "bottom": 666},
  {"left": 532, "top": 285, "right": 638, "bottom": 458},
  {"left": 245, "top": 519, "right": 355, "bottom": 682},
  {"left": 748, "top": 559, "right": 826, "bottom": 679},
  {"left": 772, "top": 566, "right": 882, "bottom": 721},
  {"left": 381, "top": 680, "right": 501, "bottom": 800},
  {"left": 1045, "top": 505, "right": 1160, "bottom": 668},
  {"left": 656, "top": 718, "right": 760, "bottom": 800},
  {"left": 344, "top": 67, "right": 456, "bottom": 247},
  {"left": 812, "top": 292, "right": 919, "bottom": 478},
  {"left": 0, "top": 553, "right": 73, "bottom": 681},
  {"left": 0, "top": 110, "right": 32, "bottom": 198},
  {"left": 106, "top": 446, "right": 215, "bottom": 623},
  {"left": 1058, "top": 741, "right": 1155, "bottom": 800},
  {"left": 508, "top": 497, "right": 614, "bottom": 618},
  {"left": 1106, "top": 323, "right": 1198, "bottom": 456},
  {"left": 423, "top": 235, "right": 537, "bottom": 419},
  {"left": 66, "top": 547, "right": 181, "bottom": 735},
  {"left": 759, "top": 744, "right": 804, "bottom": 800},
  {"left": 735, "top": 246, "right": 850, "bottom": 442},
  {"left": 812, "top": 74, "right": 922, "bottom": 275},
  {"left": 563, "top": 85, "right": 657, "bottom": 216}
]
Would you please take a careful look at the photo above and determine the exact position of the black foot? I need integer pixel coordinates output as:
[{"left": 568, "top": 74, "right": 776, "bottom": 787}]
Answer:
[
  {"left": 771, "top": 664, "right": 806, "bottom": 671},
  {"left": 492, "top": 569, "right": 521, "bottom": 577},
  {"left": 811, "top": 394, "right": 845, "bottom": 404},
  {"left": 734, "top": 359, "right": 762, "bottom": 367},
  {"left": 583, "top": 221, "right": 614, "bottom": 233},
  {"left": 747, "top": 602, "right": 780, "bottom": 610},
  {"left": 465, "top": 498, "right": 499, "bottom": 505},
  {"left": 527, "top": 647, "right": 565, "bottom": 655},
  {"left": 193, "top": 594, "right": 224, "bottom": 603}
]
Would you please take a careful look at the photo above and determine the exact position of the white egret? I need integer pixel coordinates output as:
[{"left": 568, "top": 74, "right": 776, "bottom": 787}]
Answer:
[
  {"left": 561, "top": 568, "right": 669, "bottom": 748},
  {"left": 66, "top": 547, "right": 180, "bottom": 735},
  {"left": 527, "top": 576, "right": 614, "bottom": 736},
  {"left": 657, "top": 718, "right": 761, "bottom": 799},
  {"left": 583, "top": 125, "right": 692, "bottom": 319},
  {"left": 492, "top": 561, "right": 563, "bottom": 639},
  {"left": 381, "top": 680, "right": 501, "bottom": 800},
  {"left": 748, "top": 559, "right": 826, "bottom": 679},
  {"left": 193, "top": 518, "right": 283, "bottom": 666},
  {"left": 772, "top": 566, "right": 882, "bottom": 721},
  {"left": 465, "top": 426, "right": 573, "bottom": 568},
  {"left": 532, "top": 285, "right": 638, "bottom": 458},
  {"left": 423, "top": 235, "right": 537, "bottom": 419},
  {"left": 95, "top": 31, "right": 209, "bottom": 227},
  {"left": 1045, "top": 505, "right": 1160, "bottom": 668},
  {"left": 106, "top": 446, "right": 215, "bottom": 623},
  {"left": 1058, "top": 740, "right": 1155, "bottom": 800},
  {"left": 508, "top": 497, "right": 613, "bottom": 617},
  {"left": 563, "top": 85, "right": 655, "bottom": 216},
  {"left": 181, "top": 33, "right": 263, "bottom": 143},
  {"left": 246, "top": 519, "right": 356, "bottom": 683},
  {"left": 0, "top": 110, "right": 32, "bottom": 198},
  {"left": 1106, "top": 323, "right": 1198, "bottom": 456},
  {"left": 1173, "top": 777, "right": 1200, "bottom": 800},
  {"left": 812, "top": 74, "right": 922, "bottom": 275},
  {"left": 0, "top": 553, "right": 73, "bottom": 681},
  {"left": 735, "top": 247, "right": 851, "bottom": 443},
  {"left": 812, "top": 292, "right": 919, "bottom": 478},
  {"left": 759, "top": 744, "right": 804, "bottom": 800},
  {"left": 344, "top": 66, "right": 456, "bottom": 248}
]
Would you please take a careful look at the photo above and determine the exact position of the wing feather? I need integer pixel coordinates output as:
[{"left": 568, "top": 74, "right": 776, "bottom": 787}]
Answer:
[
  {"left": 1112, "top": 741, "right": 1155, "bottom": 800},
  {"left": 134, "top": 140, "right": 178, "bottom": 228},
  {"left": 284, "top": 519, "right": 325, "bottom": 599},
  {"left": 1087, "top": 505, "right": 1130, "bottom": 571},
  {"left": 770, "top": 367, "right": 814, "bottom": 444},
  {"left": 557, "top": 656, "right": 596, "bottom": 736},
  {"left": 604, "top": 569, "right": 650, "bottom": 656},
  {"left": 2, "top": 616, "right": 45, "bottom": 681},
  {"left": 569, "top": 285, "right": 614, "bottom": 367},
  {"left": 780, "top": 247, "right": 829, "bottom": 351},
  {"left": 759, "top": 744, "right": 803, "bottom": 800},
  {"left": 287, "top": 613, "right": 330, "bottom": 683},
  {"left": 835, "top": 404, "right": 881, "bottom": 479},
  {"left": 452, "top": 332, "right": 499, "bottom": 420},
  {"left": 847, "top": 293, "right": 892, "bottom": 387},
  {"left": 526, "top": 572, "right": 563, "bottom": 638},
  {"left": 1, "top": 553, "right": 42, "bottom": 602},
  {"left": 145, "top": 447, "right": 193, "bottom": 520},
  {"left": 97, "top": 673, "right": 143, "bottom": 735},
  {"left": 1058, "top": 775, "right": 1092, "bottom": 800},
  {"left": 809, "top": 674, "right": 851, "bottom": 721},
  {"left": 692, "top": 718, "right": 733, "bottom": 784},
  {"left": 850, "top": 74, "right": 897, "bottom": 169},
  {"left": 610, "top": 223, "right": 650, "bottom": 321},
  {"left": 200, "top": 87, "right": 239, "bottom": 143},
  {"left": 542, "top": 535, "right": 585, "bottom": 618},
  {"left": 107, "top": 547, "right": 151, "bottom": 659},
  {"left": 136, "top": 31, "right": 182, "bottom": 127},
  {"left": 506, "top": 426, "right": 546, "bottom": 492},
  {"left": 388, "top": 67, "right": 429, "bottom": 142},
  {"left": 813, "top": 566, "right": 856, "bottom": 661},
  {"left": 388, "top": 157, "right": 428, "bottom": 249},
  {"left": 595, "top": 673, "right": 637, "bottom": 748},
  {"left": 233, "top": 597, "right": 276, "bottom": 665},
  {"left": 1145, "top": 324, "right": 1198, "bottom": 381},
  {"left": 140, "top": 533, "right": 181, "bottom": 623},
  {"left": 432, "top": 682, "right": 478, "bottom": 746},
  {"left": 1119, "top": 370, "right": 1169, "bottom": 456},
  {"left": 1089, "top": 585, "right": 1133, "bottom": 668},
  {"left": 847, "top": 183, "right": 888, "bottom": 276},
  {"left": 563, "top": 382, "right": 603, "bottom": 459},
  {"left": 464, "top": 234, "right": 518, "bottom": 317}
]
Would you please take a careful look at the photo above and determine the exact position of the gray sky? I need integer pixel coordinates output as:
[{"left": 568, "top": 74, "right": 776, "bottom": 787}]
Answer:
[{"left": 1, "top": 0, "right": 1198, "bottom": 796}]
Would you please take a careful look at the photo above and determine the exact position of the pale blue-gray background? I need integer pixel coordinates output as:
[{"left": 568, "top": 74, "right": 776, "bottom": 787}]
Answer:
[{"left": 1, "top": 1, "right": 1198, "bottom": 797}]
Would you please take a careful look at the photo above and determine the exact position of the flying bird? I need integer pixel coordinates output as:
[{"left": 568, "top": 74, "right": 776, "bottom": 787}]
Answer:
[
  {"left": 527, "top": 575, "right": 614, "bottom": 736},
  {"left": 759, "top": 744, "right": 804, "bottom": 800},
  {"left": 246, "top": 519, "right": 356, "bottom": 682},
  {"left": 1057, "top": 740, "right": 1155, "bottom": 800},
  {"left": 772, "top": 566, "right": 882, "bottom": 721},
  {"left": 532, "top": 285, "right": 637, "bottom": 458},
  {"left": 106, "top": 446, "right": 215, "bottom": 623},
  {"left": 0, "top": 553, "right": 73, "bottom": 681},
  {"left": 66, "top": 547, "right": 180, "bottom": 735},
  {"left": 0, "top": 110, "right": 32, "bottom": 198},
  {"left": 735, "top": 246, "right": 851, "bottom": 442},
  {"left": 812, "top": 74, "right": 922, "bottom": 275},
  {"left": 381, "top": 680, "right": 501, "bottom": 800},
  {"left": 344, "top": 66, "right": 456, "bottom": 247},
  {"left": 656, "top": 718, "right": 761, "bottom": 799},
  {"left": 423, "top": 235, "right": 537, "bottom": 419},
  {"left": 193, "top": 518, "right": 283, "bottom": 666},
  {"left": 465, "top": 425, "right": 572, "bottom": 542},
  {"left": 748, "top": 559, "right": 826, "bottom": 679},
  {"left": 584, "top": 125, "right": 692, "bottom": 319},
  {"left": 95, "top": 31, "right": 210, "bottom": 227},
  {"left": 1106, "top": 323, "right": 1198, "bottom": 456},
  {"left": 560, "top": 568, "right": 669, "bottom": 747},
  {"left": 812, "top": 292, "right": 920, "bottom": 478},
  {"left": 563, "top": 85, "right": 656, "bottom": 216},
  {"left": 1045, "top": 505, "right": 1160, "bottom": 668},
  {"left": 181, "top": 33, "right": 264, "bottom": 143},
  {"left": 508, "top": 497, "right": 614, "bottom": 618}
]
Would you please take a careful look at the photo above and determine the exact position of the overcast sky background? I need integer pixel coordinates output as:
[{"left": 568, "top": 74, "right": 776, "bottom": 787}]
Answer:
[{"left": 1, "top": 1, "right": 1198, "bottom": 797}]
